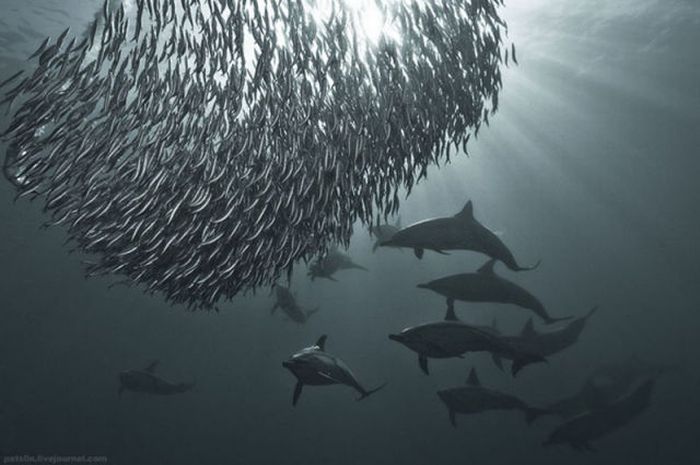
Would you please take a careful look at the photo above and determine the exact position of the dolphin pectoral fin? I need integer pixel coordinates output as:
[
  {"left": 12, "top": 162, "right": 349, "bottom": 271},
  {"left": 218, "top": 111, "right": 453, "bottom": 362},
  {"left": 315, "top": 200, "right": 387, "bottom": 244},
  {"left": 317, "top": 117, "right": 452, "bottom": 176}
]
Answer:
[
  {"left": 477, "top": 259, "right": 497, "bottom": 275},
  {"left": 512, "top": 355, "right": 547, "bottom": 377},
  {"left": 544, "top": 315, "right": 574, "bottom": 325},
  {"left": 432, "top": 249, "right": 450, "bottom": 256},
  {"left": 419, "top": 355, "right": 429, "bottom": 375},
  {"left": 512, "top": 259, "right": 541, "bottom": 272},
  {"left": 372, "top": 241, "right": 380, "bottom": 252},
  {"left": 414, "top": 248, "right": 424, "bottom": 259},
  {"left": 292, "top": 381, "right": 303, "bottom": 406},
  {"left": 449, "top": 409, "right": 457, "bottom": 427},
  {"left": 511, "top": 359, "right": 526, "bottom": 377},
  {"left": 491, "top": 354, "right": 504, "bottom": 371},
  {"left": 356, "top": 382, "right": 387, "bottom": 401}
]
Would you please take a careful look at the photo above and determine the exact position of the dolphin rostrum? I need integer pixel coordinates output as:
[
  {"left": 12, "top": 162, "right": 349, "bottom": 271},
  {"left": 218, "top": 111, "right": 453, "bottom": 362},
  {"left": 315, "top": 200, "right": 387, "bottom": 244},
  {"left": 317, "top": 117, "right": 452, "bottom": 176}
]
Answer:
[
  {"left": 283, "top": 335, "right": 386, "bottom": 406},
  {"left": 437, "top": 368, "right": 552, "bottom": 427},
  {"left": 118, "top": 361, "right": 195, "bottom": 396},
  {"left": 380, "top": 200, "right": 539, "bottom": 271},
  {"left": 417, "top": 259, "right": 571, "bottom": 325}
]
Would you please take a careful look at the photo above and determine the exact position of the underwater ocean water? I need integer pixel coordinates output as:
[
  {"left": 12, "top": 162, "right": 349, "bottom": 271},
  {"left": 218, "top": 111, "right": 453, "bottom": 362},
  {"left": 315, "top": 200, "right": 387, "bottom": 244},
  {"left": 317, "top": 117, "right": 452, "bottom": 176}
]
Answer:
[{"left": 1, "top": 0, "right": 699, "bottom": 464}]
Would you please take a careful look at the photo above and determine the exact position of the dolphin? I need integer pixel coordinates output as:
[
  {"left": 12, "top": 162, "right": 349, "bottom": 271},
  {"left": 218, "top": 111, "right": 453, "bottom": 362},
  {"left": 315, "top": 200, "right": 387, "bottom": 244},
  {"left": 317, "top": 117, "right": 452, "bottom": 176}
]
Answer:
[
  {"left": 308, "top": 248, "right": 368, "bottom": 281},
  {"left": 543, "top": 379, "right": 655, "bottom": 451},
  {"left": 283, "top": 335, "right": 386, "bottom": 406},
  {"left": 388, "top": 306, "right": 546, "bottom": 376},
  {"left": 437, "top": 368, "right": 552, "bottom": 427},
  {"left": 548, "top": 357, "right": 673, "bottom": 419},
  {"left": 270, "top": 284, "right": 319, "bottom": 324},
  {"left": 118, "top": 361, "right": 195, "bottom": 396},
  {"left": 417, "top": 259, "right": 571, "bottom": 325},
  {"left": 369, "top": 217, "right": 401, "bottom": 252},
  {"left": 491, "top": 307, "right": 598, "bottom": 370},
  {"left": 380, "top": 200, "right": 539, "bottom": 271}
]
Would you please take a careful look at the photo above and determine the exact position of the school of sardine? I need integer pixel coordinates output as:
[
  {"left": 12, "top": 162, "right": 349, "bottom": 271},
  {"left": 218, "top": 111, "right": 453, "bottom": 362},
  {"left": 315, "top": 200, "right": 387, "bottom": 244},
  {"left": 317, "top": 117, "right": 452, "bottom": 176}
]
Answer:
[{"left": 0, "top": 0, "right": 511, "bottom": 309}]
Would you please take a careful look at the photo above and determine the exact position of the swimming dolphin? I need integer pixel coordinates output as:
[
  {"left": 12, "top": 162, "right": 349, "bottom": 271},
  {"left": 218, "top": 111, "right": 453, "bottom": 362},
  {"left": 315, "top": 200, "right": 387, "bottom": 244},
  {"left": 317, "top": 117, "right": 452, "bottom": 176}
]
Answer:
[
  {"left": 118, "top": 361, "right": 195, "bottom": 396},
  {"left": 437, "top": 368, "right": 552, "bottom": 427},
  {"left": 369, "top": 217, "right": 401, "bottom": 252},
  {"left": 308, "top": 248, "right": 368, "bottom": 281},
  {"left": 389, "top": 306, "right": 546, "bottom": 376},
  {"left": 282, "top": 335, "right": 386, "bottom": 406},
  {"left": 548, "top": 357, "right": 673, "bottom": 419},
  {"left": 380, "top": 200, "right": 539, "bottom": 271},
  {"left": 543, "top": 379, "right": 655, "bottom": 451},
  {"left": 491, "top": 307, "right": 598, "bottom": 370},
  {"left": 270, "top": 284, "right": 319, "bottom": 324},
  {"left": 417, "top": 259, "right": 571, "bottom": 325}
]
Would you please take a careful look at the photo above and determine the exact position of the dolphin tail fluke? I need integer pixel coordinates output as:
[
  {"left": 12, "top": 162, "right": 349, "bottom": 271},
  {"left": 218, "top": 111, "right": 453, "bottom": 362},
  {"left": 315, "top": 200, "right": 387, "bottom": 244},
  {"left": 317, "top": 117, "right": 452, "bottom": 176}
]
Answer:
[
  {"left": 292, "top": 381, "right": 304, "bottom": 406},
  {"left": 524, "top": 407, "right": 551, "bottom": 425},
  {"left": 357, "top": 382, "right": 387, "bottom": 401}
]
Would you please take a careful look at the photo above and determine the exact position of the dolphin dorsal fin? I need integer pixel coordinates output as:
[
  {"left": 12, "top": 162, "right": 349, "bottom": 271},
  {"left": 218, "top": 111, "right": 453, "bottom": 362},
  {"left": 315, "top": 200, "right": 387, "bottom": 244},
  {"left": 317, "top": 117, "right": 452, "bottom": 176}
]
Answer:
[
  {"left": 315, "top": 335, "right": 327, "bottom": 351},
  {"left": 455, "top": 200, "right": 474, "bottom": 221},
  {"left": 466, "top": 368, "right": 481, "bottom": 386},
  {"left": 445, "top": 305, "right": 459, "bottom": 321},
  {"left": 477, "top": 259, "right": 497, "bottom": 275},
  {"left": 145, "top": 360, "right": 159, "bottom": 374},
  {"left": 521, "top": 318, "right": 537, "bottom": 337}
]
